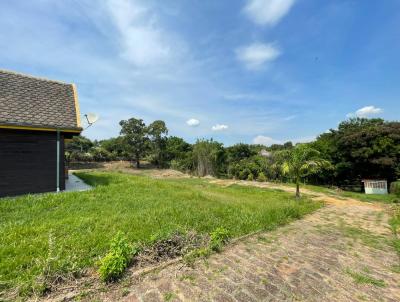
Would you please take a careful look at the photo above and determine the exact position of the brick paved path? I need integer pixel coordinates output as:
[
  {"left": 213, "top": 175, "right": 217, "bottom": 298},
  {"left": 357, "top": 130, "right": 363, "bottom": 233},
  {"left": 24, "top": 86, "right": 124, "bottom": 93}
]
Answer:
[{"left": 98, "top": 183, "right": 400, "bottom": 302}]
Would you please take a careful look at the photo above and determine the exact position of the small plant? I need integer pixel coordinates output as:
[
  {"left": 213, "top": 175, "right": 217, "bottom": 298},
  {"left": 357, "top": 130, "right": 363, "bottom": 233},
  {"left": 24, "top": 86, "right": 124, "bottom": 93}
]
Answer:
[
  {"left": 183, "top": 227, "right": 230, "bottom": 266},
  {"left": 257, "top": 172, "right": 267, "bottom": 182},
  {"left": 183, "top": 247, "right": 211, "bottom": 266},
  {"left": 110, "top": 232, "right": 132, "bottom": 259},
  {"left": 98, "top": 251, "right": 127, "bottom": 282},
  {"left": 164, "top": 291, "right": 176, "bottom": 301},
  {"left": 98, "top": 232, "right": 137, "bottom": 282},
  {"left": 210, "top": 227, "right": 230, "bottom": 252},
  {"left": 247, "top": 173, "right": 254, "bottom": 181}
]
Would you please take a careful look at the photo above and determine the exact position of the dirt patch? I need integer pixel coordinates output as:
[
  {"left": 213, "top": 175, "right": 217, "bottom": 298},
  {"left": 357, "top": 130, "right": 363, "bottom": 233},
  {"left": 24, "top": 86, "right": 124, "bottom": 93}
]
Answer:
[{"left": 135, "top": 232, "right": 209, "bottom": 267}]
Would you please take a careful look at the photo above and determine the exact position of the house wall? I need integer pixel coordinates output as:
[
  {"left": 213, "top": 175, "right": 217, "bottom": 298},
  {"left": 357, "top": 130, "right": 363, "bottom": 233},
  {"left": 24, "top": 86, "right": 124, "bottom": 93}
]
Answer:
[
  {"left": 0, "top": 129, "right": 65, "bottom": 197},
  {"left": 364, "top": 181, "right": 388, "bottom": 195},
  {"left": 365, "top": 187, "right": 387, "bottom": 195}
]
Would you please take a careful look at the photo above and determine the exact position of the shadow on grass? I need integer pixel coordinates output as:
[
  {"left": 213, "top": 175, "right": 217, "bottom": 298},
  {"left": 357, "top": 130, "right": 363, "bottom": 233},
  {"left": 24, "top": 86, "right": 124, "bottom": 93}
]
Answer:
[{"left": 74, "top": 172, "right": 115, "bottom": 187}]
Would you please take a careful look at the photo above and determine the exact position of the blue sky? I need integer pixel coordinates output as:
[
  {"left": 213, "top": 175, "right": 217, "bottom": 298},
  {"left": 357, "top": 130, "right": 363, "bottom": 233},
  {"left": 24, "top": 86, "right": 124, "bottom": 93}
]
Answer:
[{"left": 1, "top": 0, "right": 399, "bottom": 146}]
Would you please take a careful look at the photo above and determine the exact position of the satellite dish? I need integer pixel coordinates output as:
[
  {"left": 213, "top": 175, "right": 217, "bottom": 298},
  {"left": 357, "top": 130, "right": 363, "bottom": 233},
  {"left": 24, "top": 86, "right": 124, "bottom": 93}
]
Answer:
[{"left": 84, "top": 113, "right": 99, "bottom": 129}]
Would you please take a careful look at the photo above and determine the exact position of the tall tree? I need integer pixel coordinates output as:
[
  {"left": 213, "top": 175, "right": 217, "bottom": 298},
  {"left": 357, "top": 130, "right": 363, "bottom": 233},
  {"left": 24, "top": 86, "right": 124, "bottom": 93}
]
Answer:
[
  {"left": 119, "top": 118, "right": 149, "bottom": 168},
  {"left": 192, "top": 139, "right": 225, "bottom": 177},
  {"left": 147, "top": 120, "right": 168, "bottom": 168},
  {"left": 165, "top": 136, "right": 192, "bottom": 162},
  {"left": 313, "top": 118, "right": 400, "bottom": 185},
  {"left": 226, "top": 143, "right": 256, "bottom": 164}
]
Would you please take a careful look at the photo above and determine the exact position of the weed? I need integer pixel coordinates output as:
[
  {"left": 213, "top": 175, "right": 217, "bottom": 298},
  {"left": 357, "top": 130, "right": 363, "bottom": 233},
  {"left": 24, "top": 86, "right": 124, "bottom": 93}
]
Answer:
[
  {"left": 179, "top": 274, "right": 196, "bottom": 284},
  {"left": 164, "top": 291, "right": 176, "bottom": 301},
  {"left": 183, "top": 247, "right": 211, "bottom": 266},
  {"left": 183, "top": 227, "right": 230, "bottom": 265},
  {"left": 256, "top": 235, "right": 271, "bottom": 243},
  {"left": 31, "top": 232, "right": 82, "bottom": 297},
  {"left": 345, "top": 268, "right": 386, "bottom": 287},
  {"left": 98, "top": 232, "right": 137, "bottom": 282},
  {"left": 390, "top": 265, "right": 400, "bottom": 273},
  {"left": 210, "top": 227, "right": 230, "bottom": 252},
  {"left": 98, "top": 252, "right": 127, "bottom": 282},
  {"left": 338, "top": 222, "right": 387, "bottom": 250},
  {"left": 121, "top": 288, "right": 130, "bottom": 297}
]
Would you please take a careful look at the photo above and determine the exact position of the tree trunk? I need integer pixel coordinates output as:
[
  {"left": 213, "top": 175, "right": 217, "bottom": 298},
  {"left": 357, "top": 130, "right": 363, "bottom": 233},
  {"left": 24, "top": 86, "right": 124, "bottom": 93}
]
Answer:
[
  {"left": 296, "top": 182, "right": 300, "bottom": 199},
  {"left": 136, "top": 156, "right": 140, "bottom": 169}
]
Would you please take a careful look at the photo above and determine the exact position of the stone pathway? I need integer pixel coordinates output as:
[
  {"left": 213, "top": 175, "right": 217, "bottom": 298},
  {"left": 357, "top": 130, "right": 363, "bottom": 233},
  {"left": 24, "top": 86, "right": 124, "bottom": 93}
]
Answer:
[
  {"left": 94, "top": 182, "right": 400, "bottom": 302},
  {"left": 64, "top": 173, "right": 92, "bottom": 192}
]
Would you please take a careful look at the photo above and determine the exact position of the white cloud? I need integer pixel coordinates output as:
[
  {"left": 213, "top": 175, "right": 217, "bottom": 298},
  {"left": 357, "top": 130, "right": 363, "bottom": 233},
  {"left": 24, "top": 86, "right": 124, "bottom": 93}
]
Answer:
[
  {"left": 212, "top": 124, "right": 229, "bottom": 131},
  {"left": 106, "top": 0, "right": 182, "bottom": 67},
  {"left": 347, "top": 105, "right": 383, "bottom": 118},
  {"left": 283, "top": 115, "right": 296, "bottom": 121},
  {"left": 244, "top": 0, "right": 296, "bottom": 26},
  {"left": 236, "top": 43, "right": 280, "bottom": 70},
  {"left": 291, "top": 136, "right": 316, "bottom": 144},
  {"left": 186, "top": 118, "right": 200, "bottom": 127},
  {"left": 253, "top": 135, "right": 281, "bottom": 146}
]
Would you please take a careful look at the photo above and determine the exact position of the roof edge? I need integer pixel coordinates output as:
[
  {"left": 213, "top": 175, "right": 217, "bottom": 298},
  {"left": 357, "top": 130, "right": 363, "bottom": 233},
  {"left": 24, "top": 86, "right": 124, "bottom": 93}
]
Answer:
[
  {"left": 0, "top": 69, "right": 73, "bottom": 86},
  {"left": 72, "top": 84, "right": 82, "bottom": 128},
  {"left": 0, "top": 123, "right": 82, "bottom": 134}
]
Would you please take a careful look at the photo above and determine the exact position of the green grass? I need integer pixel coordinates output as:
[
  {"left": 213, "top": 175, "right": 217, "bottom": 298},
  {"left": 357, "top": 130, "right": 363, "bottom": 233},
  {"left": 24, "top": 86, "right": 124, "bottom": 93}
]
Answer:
[
  {"left": 345, "top": 268, "right": 386, "bottom": 287},
  {"left": 290, "top": 183, "right": 399, "bottom": 203},
  {"left": 339, "top": 191, "right": 399, "bottom": 203},
  {"left": 337, "top": 223, "right": 388, "bottom": 250},
  {"left": 389, "top": 207, "right": 400, "bottom": 256},
  {"left": 0, "top": 171, "right": 321, "bottom": 297}
]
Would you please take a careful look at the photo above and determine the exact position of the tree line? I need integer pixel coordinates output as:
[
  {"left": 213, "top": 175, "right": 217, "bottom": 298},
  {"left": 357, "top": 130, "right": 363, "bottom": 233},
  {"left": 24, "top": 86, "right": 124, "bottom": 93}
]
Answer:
[{"left": 66, "top": 117, "right": 400, "bottom": 192}]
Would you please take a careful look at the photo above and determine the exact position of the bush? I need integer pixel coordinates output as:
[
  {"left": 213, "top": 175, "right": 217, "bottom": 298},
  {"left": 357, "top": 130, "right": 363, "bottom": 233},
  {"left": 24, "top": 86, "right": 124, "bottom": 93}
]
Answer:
[
  {"left": 110, "top": 232, "right": 132, "bottom": 259},
  {"left": 247, "top": 173, "right": 254, "bottom": 181},
  {"left": 228, "top": 156, "right": 269, "bottom": 180},
  {"left": 257, "top": 172, "right": 267, "bottom": 182},
  {"left": 98, "top": 251, "right": 128, "bottom": 282},
  {"left": 209, "top": 227, "right": 230, "bottom": 252},
  {"left": 98, "top": 232, "right": 136, "bottom": 282},
  {"left": 390, "top": 181, "right": 400, "bottom": 196}
]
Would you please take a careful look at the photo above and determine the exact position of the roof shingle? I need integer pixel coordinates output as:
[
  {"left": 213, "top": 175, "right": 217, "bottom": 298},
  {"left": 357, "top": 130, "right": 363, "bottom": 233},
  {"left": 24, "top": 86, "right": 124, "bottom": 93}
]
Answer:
[{"left": 0, "top": 70, "right": 82, "bottom": 132}]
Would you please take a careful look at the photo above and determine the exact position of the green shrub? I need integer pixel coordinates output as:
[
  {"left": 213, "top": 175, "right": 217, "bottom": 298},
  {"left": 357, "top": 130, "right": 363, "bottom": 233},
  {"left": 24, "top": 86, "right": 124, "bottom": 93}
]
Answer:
[
  {"left": 238, "top": 168, "right": 250, "bottom": 180},
  {"left": 110, "top": 232, "right": 132, "bottom": 258},
  {"left": 98, "top": 251, "right": 128, "bottom": 282},
  {"left": 98, "top": 232, "right": 136, "bottom": 282},
  {"left": 390, "top": 181, "right": 400, "bottom": 196},
  {"left": 247, "top": 173, "right": 254, "bottom": 181},
  {"left": 257, "top": 172, "right": 267, "bottom": 182},
  {"left": 210, "top": 227, "right": 230, "bottom": 252}
]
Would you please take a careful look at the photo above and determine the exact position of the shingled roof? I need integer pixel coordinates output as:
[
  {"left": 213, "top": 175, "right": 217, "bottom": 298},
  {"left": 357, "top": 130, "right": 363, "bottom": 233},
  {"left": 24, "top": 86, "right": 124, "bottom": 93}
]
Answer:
[{"left": 0, "top": 70, "right": 82, "bottom": 133}]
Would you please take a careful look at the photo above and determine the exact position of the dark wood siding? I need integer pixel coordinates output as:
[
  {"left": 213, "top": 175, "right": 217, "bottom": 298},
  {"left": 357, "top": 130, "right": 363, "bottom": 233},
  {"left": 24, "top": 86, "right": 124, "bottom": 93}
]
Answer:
[{"left": 0, "top": 129, "right": 65, "bottom": 197}]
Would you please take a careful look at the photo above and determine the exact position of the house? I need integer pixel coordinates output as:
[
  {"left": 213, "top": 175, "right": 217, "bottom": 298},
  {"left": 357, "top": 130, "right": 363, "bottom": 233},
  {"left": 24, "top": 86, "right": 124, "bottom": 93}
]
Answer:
[
  {"left": 259, "top": 149, "right": 271, "bottom": 158},
  {"left": 0, "top": 70, "right": 82, "bottom": 197},
  {"left": 362, "top": 179, "right": 388, "bottom": 195}
]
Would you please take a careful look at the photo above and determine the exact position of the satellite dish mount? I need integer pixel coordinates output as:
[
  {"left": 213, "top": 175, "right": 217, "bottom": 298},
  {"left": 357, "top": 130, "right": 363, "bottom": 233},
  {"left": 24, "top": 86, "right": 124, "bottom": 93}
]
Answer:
[{"left": 84, "top": 113, "right": 99, "bottom": 129}]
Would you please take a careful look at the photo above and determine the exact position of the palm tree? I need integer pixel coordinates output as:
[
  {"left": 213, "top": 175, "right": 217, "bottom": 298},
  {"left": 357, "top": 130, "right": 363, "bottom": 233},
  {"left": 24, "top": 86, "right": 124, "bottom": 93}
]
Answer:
[{"left": 280, "top": 144, "right": 331, "bottom": 198}]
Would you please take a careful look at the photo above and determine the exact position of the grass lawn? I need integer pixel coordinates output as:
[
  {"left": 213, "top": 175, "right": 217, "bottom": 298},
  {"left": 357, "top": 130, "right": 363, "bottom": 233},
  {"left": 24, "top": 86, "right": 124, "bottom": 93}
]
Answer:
[
  {"left": 0, "top": 171, "right": 321, "bottom": 297},
  {"left": 292, "top": 183, "right": 399, "bottom": 203}
]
